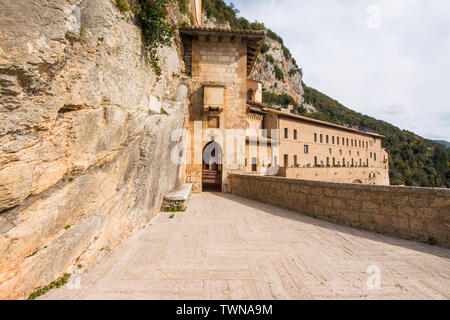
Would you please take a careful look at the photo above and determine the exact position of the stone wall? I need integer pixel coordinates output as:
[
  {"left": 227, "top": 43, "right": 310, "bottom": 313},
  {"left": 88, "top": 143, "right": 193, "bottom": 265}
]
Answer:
[
  {"left": 231, "top": 174, "right": 450, "bottom": 248},
  {"left": 0, "top": 0, "right": 188, "bottom": 299}
]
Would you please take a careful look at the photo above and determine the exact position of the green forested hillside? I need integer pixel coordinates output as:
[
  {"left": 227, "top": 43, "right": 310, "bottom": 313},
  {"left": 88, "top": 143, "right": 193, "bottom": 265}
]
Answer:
[{"left": 194, "top": 0, "right": 450, "bottom": 188}]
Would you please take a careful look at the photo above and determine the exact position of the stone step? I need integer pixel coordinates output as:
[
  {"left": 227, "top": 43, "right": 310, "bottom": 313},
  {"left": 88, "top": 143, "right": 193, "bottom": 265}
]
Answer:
[{"left": 161, "top": 184, "right": 192, "bottom": 212}]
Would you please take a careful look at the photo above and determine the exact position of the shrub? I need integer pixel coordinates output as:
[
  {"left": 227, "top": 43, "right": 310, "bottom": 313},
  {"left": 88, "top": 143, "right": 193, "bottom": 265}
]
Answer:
[
  {"left": 263, "top": 91, "right": 298, "bottom": 110},
  {"left": 177, "top": 0, "right": 189, "bottom": 13},
  {"left": 282, "top": 46, "right": 291, "bottom": 60},
  {"left": 260, "top": 43, "right": 269, "bottom": 54},
  {"left": 267, "top": 29, "right": 283, "bottom": 44},
  {"left": 265, "top": 54, "right": 274, "bottom": 64},
  {"left": 274, "top": 65, "right": 285, "bottom": 81},
  {"left": 134, "top": 0, "right": 175, "bottom": 76},
  {"left": 427, "top": 237, "right": 437, "bottom": 246},
  {"left": 289, "top": 68, "right": 303, "bottom": 77},
  {"left": 203, "top": 0, "right": 265, "bottom": 30},
  {"left": 116, "top": 0, "right": 130, "bottom": 12}
]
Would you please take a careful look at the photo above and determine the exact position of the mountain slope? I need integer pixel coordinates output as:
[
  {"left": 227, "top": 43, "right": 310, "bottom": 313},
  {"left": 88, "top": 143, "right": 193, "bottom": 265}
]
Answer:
[
  {"left": 199, "top": 0, "right": 449, "bottom": 188},
  {"left": 434, "top": 140, "right": 450, "bottom": 148}
]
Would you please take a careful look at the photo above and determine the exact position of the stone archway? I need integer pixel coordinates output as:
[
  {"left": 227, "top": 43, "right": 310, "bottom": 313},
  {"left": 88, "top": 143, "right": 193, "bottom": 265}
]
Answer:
[{"left": 202, "top": 141, "right": 223, "bottom": 191}]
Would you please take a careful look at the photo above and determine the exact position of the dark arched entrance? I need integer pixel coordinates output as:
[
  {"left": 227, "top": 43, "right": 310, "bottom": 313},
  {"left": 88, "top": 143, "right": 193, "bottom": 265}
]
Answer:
[{"left": 202, "top": 141, "right": 223, "bottom": 191}]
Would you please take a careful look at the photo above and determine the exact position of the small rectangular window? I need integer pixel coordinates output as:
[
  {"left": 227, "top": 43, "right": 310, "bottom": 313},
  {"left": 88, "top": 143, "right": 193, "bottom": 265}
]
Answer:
[
  {"left": 294, "top": 155, "right": 298, "bottom": 166},
  {"left": 332, "top": 136, "right": 335, "bottom": 144},
  {"left": 374, "top": 153, "right": 377, "bottom": 160},
  {"left": 326, "top": 135, "right": 329, "bottom": 144},
  {"left": 251, "top": 157, "right": 257, "bottom": 172},
  {"left": 320, "top": 134, "right": 323, "bottom": 143},
  {"left": 337, "top": 137, "right": 340, "bottom": 145},
  {"left": 314, "top": 133, "right": 317, "bottom": 142},
  {"left": 207, "top": 116, "right": 219, "bottom": 128},
  {"left": 284, "top": 154, "right": 289, "bottom": 167},
  {"left": 284, "top": 128, "right": 288, "bottom": 139},
  {"left": 304, "top": 145, "right": 309, "bottom": 154},
  {"left": 346, "top": 138, "right": 349, "bottom": 146},
  {"left": 294, "top": 130, "right": 297, "bottom": 140}
]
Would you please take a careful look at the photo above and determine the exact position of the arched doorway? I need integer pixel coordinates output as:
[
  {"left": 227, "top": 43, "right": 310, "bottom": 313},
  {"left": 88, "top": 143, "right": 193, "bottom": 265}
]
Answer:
[
  {"left": 202, "top": 141, "right": 223, "bottom": 191},
  {"left": 352, "top": 179, "right": 363, "bottom": 184}
]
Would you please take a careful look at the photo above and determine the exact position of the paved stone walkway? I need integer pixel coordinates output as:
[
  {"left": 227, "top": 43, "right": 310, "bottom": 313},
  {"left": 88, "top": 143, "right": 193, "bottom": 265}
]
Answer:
[{"left": 42, "top": 193, "right": 450, "bottom": 300}]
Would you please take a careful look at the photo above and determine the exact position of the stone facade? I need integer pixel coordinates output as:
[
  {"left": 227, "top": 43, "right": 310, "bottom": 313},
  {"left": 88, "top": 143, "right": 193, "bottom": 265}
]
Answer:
[
  {"left": 186, "top": 34, "right": 247, "bottom": 193},
  {"left": 277, "top": 113, "right": 389, "bottom": 185},
  {"left": 241, "top": 101, "right": 389, "bottom": 185},
  {"left": 231, "top": 174, "right": 450, "bottom": 248},
  {"left": 180, "top": 26, "right": 266, "bottom": 193}
]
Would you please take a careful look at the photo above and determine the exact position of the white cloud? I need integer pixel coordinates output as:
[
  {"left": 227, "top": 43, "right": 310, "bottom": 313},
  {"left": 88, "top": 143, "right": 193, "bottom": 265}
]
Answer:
[{"left": 228, "top": 0, "right": 450, "bottom": 141}]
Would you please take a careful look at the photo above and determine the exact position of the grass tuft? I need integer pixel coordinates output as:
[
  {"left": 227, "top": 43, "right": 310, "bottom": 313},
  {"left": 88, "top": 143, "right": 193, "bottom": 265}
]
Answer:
[
  {"left": 27, "top": 273, "right": 71, "bottom": 300},
  {"left": 116, "top": 0, "right": 130, "bottom": 12}
]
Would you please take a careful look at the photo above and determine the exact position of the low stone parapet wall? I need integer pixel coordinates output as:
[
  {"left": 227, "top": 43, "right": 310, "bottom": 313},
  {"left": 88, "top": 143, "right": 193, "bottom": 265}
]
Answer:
[{"left": 230, "top": 174, "right": 450, "bottom": 248}]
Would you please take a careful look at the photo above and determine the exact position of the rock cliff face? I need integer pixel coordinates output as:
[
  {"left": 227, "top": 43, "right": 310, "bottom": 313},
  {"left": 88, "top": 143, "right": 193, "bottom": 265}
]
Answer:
[
  {"left": 250, "top": 37, "right": 304, "bottom": 104},
  {"left": 0, "top": 0, "right": 188, "bottom": 299}
]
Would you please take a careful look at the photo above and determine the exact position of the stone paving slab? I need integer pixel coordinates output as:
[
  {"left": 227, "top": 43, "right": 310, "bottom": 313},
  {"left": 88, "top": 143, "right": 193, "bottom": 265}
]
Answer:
[{"left": 41, "top": 193, "right": 450, "bottom": 300}]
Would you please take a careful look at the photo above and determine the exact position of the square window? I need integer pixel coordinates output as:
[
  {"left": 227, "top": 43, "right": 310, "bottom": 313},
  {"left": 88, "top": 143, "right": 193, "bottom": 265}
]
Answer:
[{"left": 207, "top": 116, "right": 219, "bottom": 128}]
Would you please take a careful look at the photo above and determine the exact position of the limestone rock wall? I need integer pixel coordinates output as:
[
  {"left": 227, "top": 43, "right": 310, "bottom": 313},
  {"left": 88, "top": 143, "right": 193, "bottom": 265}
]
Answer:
[
  {"left": 0, "top": 0, "right": 188, "bottom": 299},
  {"left": 250, "top": 38, "right": 304, "bottom": 105}
]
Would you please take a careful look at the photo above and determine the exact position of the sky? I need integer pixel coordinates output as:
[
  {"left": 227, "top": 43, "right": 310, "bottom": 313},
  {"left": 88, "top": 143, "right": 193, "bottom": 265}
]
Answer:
[{"left": 225, "top": 0, "right": 450, "bottom": 141}]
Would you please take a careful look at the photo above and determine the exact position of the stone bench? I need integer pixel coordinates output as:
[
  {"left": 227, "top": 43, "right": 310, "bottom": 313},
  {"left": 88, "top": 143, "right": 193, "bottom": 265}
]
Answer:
[{"left": 161, "top": 184, "right": 192, "bottom": 212}]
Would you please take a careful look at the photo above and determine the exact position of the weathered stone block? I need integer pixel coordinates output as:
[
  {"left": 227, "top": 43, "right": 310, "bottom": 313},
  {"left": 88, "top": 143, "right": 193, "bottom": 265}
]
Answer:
[
  {"left": 408, "top": 194, "right": 431, "bottom": 208},
  {"left": 332, "top": 198, "right": 346, "bottom": 209},
  {"left": 362, "top": 201, "right": 378, "bottom": 214},
  {"left": 379, "top": 204, "right": 397, "bottom": 216},
  {"left": 409, "top": 218, "right": 424, "bottom": 231},
  {"left": 397, "top": 206, "right": 416, "bottom": 217},
  {"left": 346, "top": 199, "right": 362, "bottom": 211}
]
